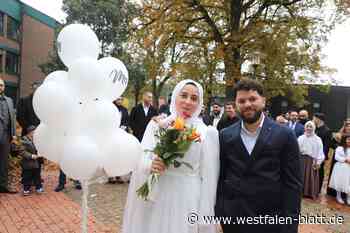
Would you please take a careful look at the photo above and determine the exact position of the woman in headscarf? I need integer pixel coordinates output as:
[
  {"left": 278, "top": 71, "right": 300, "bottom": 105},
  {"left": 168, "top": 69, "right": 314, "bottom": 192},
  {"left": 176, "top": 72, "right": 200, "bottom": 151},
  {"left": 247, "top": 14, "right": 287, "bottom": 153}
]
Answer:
[
  {"left": 122, "top": 80, "right": 219, "bottom": 233},
  {"left": 298, "top": 121, "right": 325, "bottom": 199},
  {"left": 328, "top": 134, "right": 350, "bottom": 205}
]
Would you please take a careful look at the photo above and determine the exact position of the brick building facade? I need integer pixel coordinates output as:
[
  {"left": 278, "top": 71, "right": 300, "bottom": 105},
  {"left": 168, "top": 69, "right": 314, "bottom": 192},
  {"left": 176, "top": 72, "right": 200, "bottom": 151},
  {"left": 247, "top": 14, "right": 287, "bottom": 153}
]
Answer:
[{"left": 0, "top": 0, "right": 57, "bottom": 103}]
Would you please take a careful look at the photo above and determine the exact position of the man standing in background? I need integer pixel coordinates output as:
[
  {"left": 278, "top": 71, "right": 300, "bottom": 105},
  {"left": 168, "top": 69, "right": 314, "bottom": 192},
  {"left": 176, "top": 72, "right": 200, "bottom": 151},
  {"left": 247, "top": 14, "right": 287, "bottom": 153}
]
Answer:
[
  {"left": 313, "top": 113, "right": 332, "bottom": 193},
  {"left": 129, "top": 91, "right": 158, "bottom": 142},
  {"left": 298, "top": 109, "right": 309, "bottom": 126},
  {"left": 217, "top": 101, "right": 239, "bottom": 131},
  {"left": 113, "top": 97, "right": 129, "bottom": 131},
  {"left": 17, "top": 81, "right": 41, "bottom": 136},
  {"left": 0, "top": 78, "right": 16, "bottom": 193},
  {"left": 288, "top": 111, "right": 304, "bottom": 137}
]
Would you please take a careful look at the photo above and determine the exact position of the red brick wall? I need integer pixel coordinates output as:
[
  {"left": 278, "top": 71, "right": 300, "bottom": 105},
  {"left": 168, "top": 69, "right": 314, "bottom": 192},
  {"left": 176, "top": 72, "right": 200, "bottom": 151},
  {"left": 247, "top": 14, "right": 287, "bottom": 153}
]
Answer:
[{"left": 20, "top": 14, "right": 55, "bottom": 97}]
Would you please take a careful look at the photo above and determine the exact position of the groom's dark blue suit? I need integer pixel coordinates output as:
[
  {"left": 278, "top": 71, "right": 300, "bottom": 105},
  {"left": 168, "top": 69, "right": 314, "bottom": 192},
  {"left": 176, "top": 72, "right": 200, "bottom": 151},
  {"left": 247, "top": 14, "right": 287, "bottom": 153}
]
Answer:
[{"left": 215, "top": 116, "right": 302, "bottom": 233}]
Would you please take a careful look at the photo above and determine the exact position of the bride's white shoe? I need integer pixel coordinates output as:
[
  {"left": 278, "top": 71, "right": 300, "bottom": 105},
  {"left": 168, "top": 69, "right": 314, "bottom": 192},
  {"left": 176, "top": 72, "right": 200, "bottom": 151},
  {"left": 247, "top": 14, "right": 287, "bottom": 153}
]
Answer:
[{"left": 336, "top": 192, "right": 345, "bottom": 204}]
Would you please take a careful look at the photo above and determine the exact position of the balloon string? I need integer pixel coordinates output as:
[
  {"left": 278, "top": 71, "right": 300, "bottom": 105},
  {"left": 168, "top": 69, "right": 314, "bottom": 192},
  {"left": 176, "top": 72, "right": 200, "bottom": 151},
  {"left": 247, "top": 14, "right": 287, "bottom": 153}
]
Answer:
[{"left": 81, "top": 181, "right": 89, "bottom": 233}]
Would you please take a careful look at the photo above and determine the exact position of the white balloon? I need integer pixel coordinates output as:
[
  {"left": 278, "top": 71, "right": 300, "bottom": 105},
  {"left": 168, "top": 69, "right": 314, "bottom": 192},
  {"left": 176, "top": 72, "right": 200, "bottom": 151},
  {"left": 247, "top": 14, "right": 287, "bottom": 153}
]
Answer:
[
  {"left": 33, "top": 81, "right": 79, "bottom": 128},
  {"left": 60, "top": 136, "right": 100, "bottom": 181},
  {"left": 44, "top": 71, "right": 68, "bottom": 84},
  {"left": 69, "top": 58, "right": 107, "bottom": 101},
  {"left": 33, "top": 124, "right": 65, "bottom": 163},
  {"left": 101, "top": 129, "right": 142, "bottom": 176},
  {"left": 98, "top": 57, "right": 129, "bottom": 100},
  {"left": 70, "top": 100, "right": 121, "bottom": 139},
  {"left": 57, "top": 24, "right": 100, "bottom": 68}
]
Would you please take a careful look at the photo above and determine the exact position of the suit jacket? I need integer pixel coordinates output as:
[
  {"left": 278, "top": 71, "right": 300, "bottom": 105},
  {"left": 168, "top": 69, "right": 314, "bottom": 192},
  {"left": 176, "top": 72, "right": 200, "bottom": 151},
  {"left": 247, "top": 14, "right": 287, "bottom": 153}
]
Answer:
[
  {"left": 217, "top": 115, "right": 239, "bottom": 131},
  {"left": 215, "top": 117, "right": 302, "bottom": 233},
  {"left": 315, "top": 124, "right": 332, "bottom": 160},
  {"left": 129, "top": 104, "right": 158, "bottom": 142},
  {"left": 1, "top": 96, "right": 16, "bottom": 139},
  {"left": 17, "top": 94, "right": 40, "bottom": 135},
  {"left": 289, "top": 122, "right": 304, "bottom": 138}
]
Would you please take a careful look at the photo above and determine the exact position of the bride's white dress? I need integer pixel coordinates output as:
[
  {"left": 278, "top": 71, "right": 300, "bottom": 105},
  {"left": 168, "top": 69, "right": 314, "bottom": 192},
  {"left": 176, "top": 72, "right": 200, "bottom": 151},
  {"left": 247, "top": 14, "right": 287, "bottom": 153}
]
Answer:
[{"left": 122, "top": 119, "right": 220, "bottom": 233}]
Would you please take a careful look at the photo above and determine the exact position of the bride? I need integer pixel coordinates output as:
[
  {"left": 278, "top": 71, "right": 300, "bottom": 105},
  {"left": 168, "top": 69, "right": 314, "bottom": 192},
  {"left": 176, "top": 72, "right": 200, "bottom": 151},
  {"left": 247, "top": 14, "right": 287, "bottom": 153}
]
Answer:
[{"left": 122, "top": 79, "right": 220, "bottom": 233}]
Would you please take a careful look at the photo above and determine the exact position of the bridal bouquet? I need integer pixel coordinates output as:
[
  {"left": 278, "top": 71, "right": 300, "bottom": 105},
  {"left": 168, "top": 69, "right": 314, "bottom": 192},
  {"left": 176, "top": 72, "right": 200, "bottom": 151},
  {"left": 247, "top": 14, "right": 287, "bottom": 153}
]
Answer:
[{"left": 136, "top": 117, "right": 201, "bottom": 201}]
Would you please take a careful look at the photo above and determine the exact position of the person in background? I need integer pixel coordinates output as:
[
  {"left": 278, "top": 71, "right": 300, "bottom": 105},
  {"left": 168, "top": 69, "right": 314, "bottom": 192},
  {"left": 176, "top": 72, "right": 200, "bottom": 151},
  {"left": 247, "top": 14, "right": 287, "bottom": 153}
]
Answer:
[
  {"left": 207, "top": 102, "right": 223, "bottom": 128},
  {"left": 0, "top": 78, "right": 16, "bottom": 194},
  {"left": 200, "top": 105, "right": 211, "bottom": 126},
  {"left": 298, "top": 109, "right": 309, "bottom": 126},
  {"left": 113, "top": 97, "right": 129, "bottom": 131},
  {"left": 327, "top": 119, "right": 350, "bottom": 197},
  {"left": 129, "top": 91, "right": 158, "bottom": 142},
  {"left": 217, "top": 101, "right": 239, "bottom": 131},
  {"left": 17, "top": 81, "right": 41, "bottom": 136},
  {"left": 328, "top": 133, "right": 350, "bottom": 205},
  {"left": 298, "top": 121, "right": 324, "bottom": 200},
  {"left": 288, "top": 110, "right": 304, "bottom": 137},
  {"left": 313, "top": 113, "right": 332, "bottom": 193},
  {"left": 158, "top": 96, "right": 170, "bottom": 116},
  {"left": 276, "top": 115, "right": 288, "bottom": 125},
  {"left": 12, "top": 126, "right": 44, "bottom": 196}
]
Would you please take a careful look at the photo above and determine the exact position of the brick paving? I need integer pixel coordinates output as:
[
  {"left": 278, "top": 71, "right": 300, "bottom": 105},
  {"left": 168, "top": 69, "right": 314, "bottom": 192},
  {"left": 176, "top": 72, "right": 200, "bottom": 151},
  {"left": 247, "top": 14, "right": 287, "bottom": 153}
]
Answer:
[
  {"left": 1, "top": 168, "right": 350, "bottom": 233},
  {"left": 0, "top": 171, "right": 113, "bottom": 233}
]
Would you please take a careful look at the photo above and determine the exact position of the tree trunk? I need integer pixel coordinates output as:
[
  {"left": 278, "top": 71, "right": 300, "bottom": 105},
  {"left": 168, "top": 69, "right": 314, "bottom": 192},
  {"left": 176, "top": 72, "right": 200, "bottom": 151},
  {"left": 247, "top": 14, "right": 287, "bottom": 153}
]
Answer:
[
  {"left": 224, "top": 45, "right": 241, "bottom": 99},
  {"left": 224, "top": 1, "right": 243, "bottom": 99}
]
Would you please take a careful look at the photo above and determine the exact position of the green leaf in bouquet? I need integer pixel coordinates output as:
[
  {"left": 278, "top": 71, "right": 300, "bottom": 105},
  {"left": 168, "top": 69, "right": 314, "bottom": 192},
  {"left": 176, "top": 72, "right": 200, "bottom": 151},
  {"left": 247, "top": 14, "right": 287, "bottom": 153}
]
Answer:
[{"left": 161, "top": 152, "right": 173, "bottom": 160}]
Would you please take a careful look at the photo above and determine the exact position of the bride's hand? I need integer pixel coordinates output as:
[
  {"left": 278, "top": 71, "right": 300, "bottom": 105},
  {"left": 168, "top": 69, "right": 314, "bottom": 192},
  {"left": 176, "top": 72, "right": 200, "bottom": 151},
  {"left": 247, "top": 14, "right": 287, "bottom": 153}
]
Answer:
[{"left": 151, "top": 156, "right": 166, "bottom": 175}]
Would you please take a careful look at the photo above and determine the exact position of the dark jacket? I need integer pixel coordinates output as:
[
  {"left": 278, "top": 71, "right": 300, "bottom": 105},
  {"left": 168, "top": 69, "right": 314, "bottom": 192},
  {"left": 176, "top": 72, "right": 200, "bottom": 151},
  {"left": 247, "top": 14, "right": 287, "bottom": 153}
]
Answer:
[
  {"left": 129, "top": 104, "right": 158, "bottom": 142},
  {"left": 215, "top": 117, "right": 302, "bottom": 233},
  {"left": 12, "top": 136, "right": 40, "bottom": 170},
  {"left": 116, "top": 104, "right": 129, "bottom": 130},
  {"left": 0, "top": 95, "right": 16, "bottom": 139},
  {"left": 315, "top": 124, "right": 332, "bottom": 160},
  {"left": 158, "top": 104, "right": 170, "bottom": 116},
  {"left": 17, "top": 94, "right": 40, "bottom": 135},
  {"left": 217, "top": 115, "right": 239, "bottom": 131}
]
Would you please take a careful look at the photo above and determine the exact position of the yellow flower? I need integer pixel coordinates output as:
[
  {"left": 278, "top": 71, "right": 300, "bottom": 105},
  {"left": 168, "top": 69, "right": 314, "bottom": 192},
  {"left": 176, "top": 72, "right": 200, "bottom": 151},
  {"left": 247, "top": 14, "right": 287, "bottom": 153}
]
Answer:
[{"left": 173, "top": 117, "right": 185, "bottom": 131}]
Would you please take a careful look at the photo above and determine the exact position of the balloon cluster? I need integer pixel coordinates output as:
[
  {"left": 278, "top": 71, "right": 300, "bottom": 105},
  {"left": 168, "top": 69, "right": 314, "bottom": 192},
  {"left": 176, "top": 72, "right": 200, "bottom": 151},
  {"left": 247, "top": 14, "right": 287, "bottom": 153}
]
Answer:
[{"left": 33, "top": 24, "right": 142, "bottom": 181}]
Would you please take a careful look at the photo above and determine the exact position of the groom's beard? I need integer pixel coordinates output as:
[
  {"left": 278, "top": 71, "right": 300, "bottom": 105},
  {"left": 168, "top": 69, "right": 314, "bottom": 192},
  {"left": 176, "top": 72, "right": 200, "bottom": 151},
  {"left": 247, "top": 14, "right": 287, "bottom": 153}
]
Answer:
[{"left": 237, "top": 109, "right": 263, "bottom": 124}]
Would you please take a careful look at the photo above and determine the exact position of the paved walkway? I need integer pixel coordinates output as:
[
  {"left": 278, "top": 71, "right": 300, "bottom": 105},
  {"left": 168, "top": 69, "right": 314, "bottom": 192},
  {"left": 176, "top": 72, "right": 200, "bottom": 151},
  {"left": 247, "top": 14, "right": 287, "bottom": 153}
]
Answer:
[
  {"left": 1, "top": 169, "right": 349, "bottom": 233},
  {"left": 0, "top": 171, "right": 113, "bottom": 233}
]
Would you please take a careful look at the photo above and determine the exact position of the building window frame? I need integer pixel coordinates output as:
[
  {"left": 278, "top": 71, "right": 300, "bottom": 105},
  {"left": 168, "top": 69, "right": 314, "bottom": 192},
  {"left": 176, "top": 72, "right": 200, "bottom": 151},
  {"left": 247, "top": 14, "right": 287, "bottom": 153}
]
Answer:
[
  {"left": 0, "top": 49, "right": 3, "bottom": 73},
  {"left": 6, "top": 15, "right": 20, "bottom": 41},
  {"left": 0, "top": 12, "right": 4, "bottom": 36},
  {"left": 5, "top": 51, "right": 19, "bottom": 75}
]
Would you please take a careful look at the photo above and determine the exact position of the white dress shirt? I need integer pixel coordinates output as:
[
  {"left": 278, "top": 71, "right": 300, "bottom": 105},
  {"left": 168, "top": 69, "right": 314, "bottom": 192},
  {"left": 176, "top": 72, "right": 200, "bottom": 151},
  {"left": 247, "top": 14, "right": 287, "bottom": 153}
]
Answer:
[
  {"left": 143, "top": 103, "right": 150, "bottom": 116},
  {"left": 240, "top": 114, "right": 265, "bottom": 155}
]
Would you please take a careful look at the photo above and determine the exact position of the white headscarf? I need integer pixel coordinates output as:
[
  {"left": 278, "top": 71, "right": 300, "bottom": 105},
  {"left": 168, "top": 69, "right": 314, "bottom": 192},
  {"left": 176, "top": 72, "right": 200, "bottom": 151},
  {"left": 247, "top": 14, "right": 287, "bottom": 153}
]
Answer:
[
  {"left": 298, "top": 121, "right": 325, "bottom": 164},
  {"left": 160, "top": 79, "right": 204, "bottom": 127}
]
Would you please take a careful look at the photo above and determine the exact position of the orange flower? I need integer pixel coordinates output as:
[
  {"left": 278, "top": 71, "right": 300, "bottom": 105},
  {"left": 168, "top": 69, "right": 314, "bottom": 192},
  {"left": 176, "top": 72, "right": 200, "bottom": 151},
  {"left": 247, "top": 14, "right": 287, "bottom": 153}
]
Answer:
[
  {"left": 189, "top": 129, "right": 200, "bottom": 141},
  {"left": 173, "top": 117, "right": 185, "bottom": 131}
]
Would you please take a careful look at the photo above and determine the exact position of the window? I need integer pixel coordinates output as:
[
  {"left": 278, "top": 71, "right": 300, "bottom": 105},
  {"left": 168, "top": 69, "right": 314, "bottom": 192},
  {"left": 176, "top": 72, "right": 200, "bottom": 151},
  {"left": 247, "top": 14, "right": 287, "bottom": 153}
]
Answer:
[
  {"left": 5, "top": 51, "right": 19, "bottom": 75},
  {"left": 0, "top": 49, "right": 3, "bottom": 72},
  {"left": 0, "top": 12, "right": 4, "bottom": 36},
  {"left": 7, "top": 16, "right": 20, "bottom": 40}
]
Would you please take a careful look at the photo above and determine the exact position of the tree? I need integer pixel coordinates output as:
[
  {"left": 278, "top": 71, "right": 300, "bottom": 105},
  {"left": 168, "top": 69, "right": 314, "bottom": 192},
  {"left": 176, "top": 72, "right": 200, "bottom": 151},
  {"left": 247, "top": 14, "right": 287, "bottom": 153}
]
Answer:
[
  {"left": 63, "top": 0, "right": 138, "bottom": 57},
  {"left": 134, "top": 0, "right": 349, "bottom": 104},
  {"left": 40, "top": 0, "right": 146, "bottom": 102},
  {"left": 39, "top": 27, "right": 66, "bottom": 75}
]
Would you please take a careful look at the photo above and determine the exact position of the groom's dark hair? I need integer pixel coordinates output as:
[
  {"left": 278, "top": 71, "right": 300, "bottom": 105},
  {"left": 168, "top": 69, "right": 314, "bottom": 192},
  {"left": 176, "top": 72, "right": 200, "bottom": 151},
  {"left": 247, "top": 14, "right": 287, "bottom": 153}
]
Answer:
[{"left": 233, "top": 78, "right": 265, "bottom": 99}]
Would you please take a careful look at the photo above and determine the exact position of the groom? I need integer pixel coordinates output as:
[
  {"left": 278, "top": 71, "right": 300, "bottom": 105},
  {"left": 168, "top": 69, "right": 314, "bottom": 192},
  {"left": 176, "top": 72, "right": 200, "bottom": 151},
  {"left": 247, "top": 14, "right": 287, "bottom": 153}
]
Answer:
[{"left": 215, "top": 78, "right": 302, "bottom": 233}]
